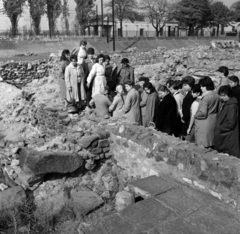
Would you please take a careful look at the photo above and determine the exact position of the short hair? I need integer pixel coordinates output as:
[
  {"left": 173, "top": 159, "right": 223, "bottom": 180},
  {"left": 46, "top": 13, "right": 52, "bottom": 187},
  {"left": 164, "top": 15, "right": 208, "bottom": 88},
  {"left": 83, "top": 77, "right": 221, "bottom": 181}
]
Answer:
[
  {"left": 60, "top": 49, "right": 70, "bottom": 61},
  {"left": 169, "top": 80, "right": 182, "bottom": 90},
  {"left": 181, "top": 76, "right": 195, "bottom": 88},
  {"left": 116, "top": 84, "right": 123, "bottom": 93},
  {"left": 124, "top": 80, "right": 134, "bottom": 86},
  {"left": 87, "top": 47, "right": 95, "bottom": 55},
  {"left": 143, "top": 82, "right": 155, "bottom": 93},
  {"left": 228, "top": 75, "right": 239, "bottom": 85},
  {"left": 104, "top": 85, "right": 110, "bottom": 92},
  {"left": 217, "top": 66, "right": 229, "bottom": 77},
  {"left": 97, "top": 53, "right": 105, "bottom": 62},
  {"left": 121, "top": 58, "right": 129, "bottom": 64},
  {"left": 70, "top": 54, "right": 77, "bottom": 61},
  {"left": 199, "top": 76, "right": 214, "bottom": 90},
  {"left": 218, "top": 85, "right": 232, "bottom": 97},
  {"left": 138, "top": 76, "right": 149, "bottom": 83},
  {"left": 79, "top": 40, "right": 87, "bottom": 46},
  {"left": 105, "top": 55, "right": 111, "bottom": 61},
  {"left": 166, "top": 79, "right": 174, "bottom": 88},
  {"left": 157, "top": 85, "right": 169, "bottom": 93},
  {"left": 192, "top": 84, "right": 202, "bottom": 95}
]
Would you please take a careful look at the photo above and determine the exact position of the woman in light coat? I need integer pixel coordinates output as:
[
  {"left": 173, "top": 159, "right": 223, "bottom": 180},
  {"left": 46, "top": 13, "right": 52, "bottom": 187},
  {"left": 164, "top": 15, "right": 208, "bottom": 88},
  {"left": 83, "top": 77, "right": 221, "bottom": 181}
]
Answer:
[
  {"left": 195, "top": 76, "right": 220, "bottom": 148},
  {"left": 87, "top": 54, "right": 107, "bottom": 97},
  {"left": 109, "top": 84, "right": 125, "bottom": 118},
  {"left": 65, "top": 54, "right": 86, "bottom": 107},
  {"left": 124, "top": 80, "right": 141, "bottom": 124}
]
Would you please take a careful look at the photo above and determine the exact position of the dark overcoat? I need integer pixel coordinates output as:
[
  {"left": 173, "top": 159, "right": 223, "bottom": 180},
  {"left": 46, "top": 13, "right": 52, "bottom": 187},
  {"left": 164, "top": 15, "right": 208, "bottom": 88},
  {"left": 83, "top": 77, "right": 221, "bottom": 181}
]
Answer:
[
  {"left": 214, "top": 97, "right": 240, "bottom": 158},
  {"left": 156, "top": 93, "right": 177, "bottom": 132}
]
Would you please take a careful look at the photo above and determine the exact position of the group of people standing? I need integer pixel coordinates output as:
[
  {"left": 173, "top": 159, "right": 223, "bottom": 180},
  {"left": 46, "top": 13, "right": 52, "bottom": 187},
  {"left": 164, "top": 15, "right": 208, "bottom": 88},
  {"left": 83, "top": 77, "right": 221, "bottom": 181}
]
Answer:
[{"left": 58, "top": 41, "right": 240, "bottom": 158}]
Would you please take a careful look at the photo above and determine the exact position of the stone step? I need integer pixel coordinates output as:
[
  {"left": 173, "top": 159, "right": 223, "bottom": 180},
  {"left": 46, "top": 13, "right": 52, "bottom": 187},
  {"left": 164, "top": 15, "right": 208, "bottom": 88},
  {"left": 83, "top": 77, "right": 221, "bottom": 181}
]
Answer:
[{"left": 128, "top": 175, "right": 179, "bottom": 199}]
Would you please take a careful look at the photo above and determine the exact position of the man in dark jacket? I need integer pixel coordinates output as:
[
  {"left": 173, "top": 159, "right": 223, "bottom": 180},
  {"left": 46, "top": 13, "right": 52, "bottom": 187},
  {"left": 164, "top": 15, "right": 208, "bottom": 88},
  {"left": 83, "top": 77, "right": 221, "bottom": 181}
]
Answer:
[
  {"left": 156, "top": 85, "right": 177, "bottom": 135},
  {"left": 112, "top": 58, "right": 134, "bottom": 91},
  {"left": 181, "top": 76, "right": 195, "bottom": 137}
]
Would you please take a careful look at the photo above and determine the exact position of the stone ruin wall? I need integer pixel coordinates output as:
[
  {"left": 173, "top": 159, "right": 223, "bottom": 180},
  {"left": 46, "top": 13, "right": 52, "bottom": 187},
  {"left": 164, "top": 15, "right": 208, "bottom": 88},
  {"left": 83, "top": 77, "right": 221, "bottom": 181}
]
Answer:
[{"left": 1, "top": 40, "right": 240, "bottom": 230}]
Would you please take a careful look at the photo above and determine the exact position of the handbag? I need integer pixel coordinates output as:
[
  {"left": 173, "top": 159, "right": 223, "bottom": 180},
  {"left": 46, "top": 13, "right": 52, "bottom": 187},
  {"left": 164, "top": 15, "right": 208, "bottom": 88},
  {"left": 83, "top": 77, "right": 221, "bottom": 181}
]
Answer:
[{"left": 67, "top": 91, "right": 77, "bottom": 113}]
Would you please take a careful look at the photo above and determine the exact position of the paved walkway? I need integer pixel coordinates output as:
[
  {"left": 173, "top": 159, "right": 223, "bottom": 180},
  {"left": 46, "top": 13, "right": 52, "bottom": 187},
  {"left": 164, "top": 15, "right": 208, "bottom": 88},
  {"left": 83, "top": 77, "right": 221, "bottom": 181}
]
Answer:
[{"left": 83, "top": 175, "right": 240, "bottom": 234}]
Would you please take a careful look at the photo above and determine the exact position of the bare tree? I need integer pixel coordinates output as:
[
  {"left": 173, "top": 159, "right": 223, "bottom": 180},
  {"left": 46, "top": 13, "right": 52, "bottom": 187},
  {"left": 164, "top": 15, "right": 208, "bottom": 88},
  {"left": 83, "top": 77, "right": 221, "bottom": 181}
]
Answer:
[
  {"left": 74, "top": 0, "right": 95, "bottom": 36},
  {"left": 140, "top": 0, "right": 174, "bottom": 37},
  {"left": 62, "top": 0, "right": 70, "bottom": 35},
  {"left": 46, "top": 0, "right": 62, "bottom": 37},
  {"left": 105, "top": 0, "right": 142, "bottom": 37},
  {"left": 28, "top": 0, "right": 46, "bottom": 35},
  {"left": 2, "top": 0, "right": 26, "bottom": 37}
]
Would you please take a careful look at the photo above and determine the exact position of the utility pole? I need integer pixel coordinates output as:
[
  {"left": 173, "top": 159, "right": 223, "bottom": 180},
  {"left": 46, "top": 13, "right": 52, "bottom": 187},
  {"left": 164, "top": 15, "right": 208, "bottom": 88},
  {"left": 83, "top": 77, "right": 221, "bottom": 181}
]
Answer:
[
  {"left": 101, "top": 0, "right": 104, "bottom": 37},
  {"left": 112, "top": 0, "right": 115, "bottom": 51},
  {"left": 96, "top": 5, "right": 98, "bottom": 36}
]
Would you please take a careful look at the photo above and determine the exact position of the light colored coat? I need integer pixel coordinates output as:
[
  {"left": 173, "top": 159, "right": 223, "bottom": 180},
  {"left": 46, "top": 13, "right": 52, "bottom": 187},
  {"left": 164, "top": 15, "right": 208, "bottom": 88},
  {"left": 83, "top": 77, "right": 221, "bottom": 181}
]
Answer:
[
  {"left": 87, "top": 63, "right": 107, "bottom": 97},
  {"left": 124, "top": 88, "right": 141, "bottom": 124},
  {"left": 195, "top": 91, "right": 220, "bottom": 147},
  {"left": 109, "top": 94, "right": 125, "bottom": 118},
  {"left": 65, "top": 63, "right": 80, "bottom": 103}
]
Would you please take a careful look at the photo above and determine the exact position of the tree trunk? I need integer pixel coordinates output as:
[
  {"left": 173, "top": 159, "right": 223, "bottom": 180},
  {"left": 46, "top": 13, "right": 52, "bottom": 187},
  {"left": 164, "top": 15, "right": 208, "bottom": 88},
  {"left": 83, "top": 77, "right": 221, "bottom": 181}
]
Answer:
[
  {"left": 10, "top": 15, "right": 18, "bottom": 37},
  {"left": 120, "top": 20, "right": 123, "bottom": 37},
  {"left": 217, "top": 24, "right": 219, "bottom": 37},
  {"left": 33, "top": 17, "right": 41, "bottom": 35},
  {"left": 47, "top": 3, "right": 54, "bottom": 38}
]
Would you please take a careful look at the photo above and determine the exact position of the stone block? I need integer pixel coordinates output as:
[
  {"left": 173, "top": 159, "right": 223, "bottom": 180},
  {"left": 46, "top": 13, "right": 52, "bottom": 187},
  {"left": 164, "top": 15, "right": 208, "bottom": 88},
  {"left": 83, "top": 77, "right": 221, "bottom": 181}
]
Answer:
[
  {"left": 115, "top": 190, "right": 135, "bottom": 211},
  {"left": 98, "top": 139, "right": 109, "bottom": 147},
  {"left": 90, "top": 147, "right": 102, "bottom": 155},
  {"left": 102, "top": 147, "right": 110, "bottom": 153},
  {"left": 120, "top": 198, "right": 175, "bottom": 231},
  {"left": 20, "top": 149, "right": 84, "bottom": 175},
  {"left": 129, "top": 175, "right": 178, "bottom": 198},
  {"left": 156, "top": 187, "right": 202, "bottom": 213},
  {"left": 0, "top": 186, "right": 25, "bottom": 211},
  {"left": 78, "top": 135, "right": 99, "bottom": 148},
  {"left": 183, "top": 205, "right": 240, "bottom": 234},
  {"left": 71, "top": 185, "right": 104, "bottom": 217},
  {"left": 82, "top": 213, "right": 135, "bottom": 234}
]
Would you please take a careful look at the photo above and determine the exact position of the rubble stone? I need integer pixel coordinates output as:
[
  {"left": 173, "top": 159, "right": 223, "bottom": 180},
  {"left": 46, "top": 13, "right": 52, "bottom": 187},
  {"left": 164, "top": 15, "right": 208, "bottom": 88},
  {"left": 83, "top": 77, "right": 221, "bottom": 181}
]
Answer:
[{"left": 19, "top": 149, "right": 84, "bottom": 175}]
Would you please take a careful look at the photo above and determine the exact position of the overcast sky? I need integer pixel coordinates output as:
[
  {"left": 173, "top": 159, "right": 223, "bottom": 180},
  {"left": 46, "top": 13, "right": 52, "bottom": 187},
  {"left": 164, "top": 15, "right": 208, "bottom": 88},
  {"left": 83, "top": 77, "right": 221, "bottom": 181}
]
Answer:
[{"left": 0, "top": 0, "right": 238, "bottom": 32}]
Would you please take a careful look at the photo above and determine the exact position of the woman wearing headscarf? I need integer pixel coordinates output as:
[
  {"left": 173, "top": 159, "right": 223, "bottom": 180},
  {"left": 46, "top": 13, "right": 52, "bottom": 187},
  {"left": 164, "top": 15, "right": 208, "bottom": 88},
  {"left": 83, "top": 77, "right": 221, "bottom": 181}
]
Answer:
[
  {"left": 87, "top": 54, "right": 107, "bottom": 97},
  {"left": 214, "top": 85, "right": 240, "bottom": 158}
]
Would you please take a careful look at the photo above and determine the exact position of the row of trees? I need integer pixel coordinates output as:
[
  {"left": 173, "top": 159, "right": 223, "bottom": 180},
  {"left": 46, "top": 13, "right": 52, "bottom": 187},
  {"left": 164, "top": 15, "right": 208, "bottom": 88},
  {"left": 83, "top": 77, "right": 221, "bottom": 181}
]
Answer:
[{"left": 2, "top": 0, "right": 240, "bottom": 37}]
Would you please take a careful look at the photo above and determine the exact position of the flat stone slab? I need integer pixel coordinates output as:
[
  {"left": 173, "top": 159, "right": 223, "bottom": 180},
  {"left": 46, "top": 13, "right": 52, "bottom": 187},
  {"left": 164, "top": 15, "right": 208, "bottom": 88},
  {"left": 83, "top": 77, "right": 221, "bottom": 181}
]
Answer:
[
  {"left": 82, "top": 213, "right": 135, "bottom": 234},
  {"left": 119, "top": 198, "right": 175, "bottom": 232},
  {"left": 156, "top": 187, "right": 202, "bottom": 213},
  {"left": 20, "top": 149, "right": 84, "bottom": 175},
  {"left": 183, "top": 205, "right": 240, "bottom": 234},
  {"left": 129, "top": 175, "right": 178, "bottom": 198}
]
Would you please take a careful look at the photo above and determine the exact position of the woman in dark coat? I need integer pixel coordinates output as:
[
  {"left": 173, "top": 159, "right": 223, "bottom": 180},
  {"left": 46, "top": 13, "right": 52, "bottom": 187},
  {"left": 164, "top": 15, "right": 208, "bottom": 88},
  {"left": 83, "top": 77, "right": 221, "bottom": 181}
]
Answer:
[
  {"left": 143, "top": 82, "right": 160, "bottom": 127},
  {"left": 59, "top": 49, "right": 70, "bottom": 108},
  {"left": 214, "top": 85, "right": 240, "bottom": 158},
  {"left": 229, "top": 75, "right": 240, "bottom": 143},
  {"left": 156, "top": 85, "right": 177, "bottom": 135}
]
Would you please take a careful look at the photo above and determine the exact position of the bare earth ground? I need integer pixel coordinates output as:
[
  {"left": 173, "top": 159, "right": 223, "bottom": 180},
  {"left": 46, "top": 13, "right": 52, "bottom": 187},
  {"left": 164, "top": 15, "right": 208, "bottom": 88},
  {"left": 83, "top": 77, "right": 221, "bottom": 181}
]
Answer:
[{"left": 0, "top": 37, "right": 235, "bottom": 62}]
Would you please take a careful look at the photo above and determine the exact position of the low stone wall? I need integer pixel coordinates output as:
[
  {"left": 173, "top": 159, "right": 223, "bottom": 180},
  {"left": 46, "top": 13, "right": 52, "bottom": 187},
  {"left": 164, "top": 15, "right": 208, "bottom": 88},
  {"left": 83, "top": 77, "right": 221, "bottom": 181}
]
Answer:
[
  {"left": 0, "top": 60, "right": 49, "bottom": 88},
  {"left": 107, "top": 122, "right": 240, "bottom": 210}
]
